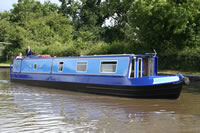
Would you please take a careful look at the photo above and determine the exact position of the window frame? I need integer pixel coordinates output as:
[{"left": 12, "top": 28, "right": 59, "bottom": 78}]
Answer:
[
  {"left": 76, "top": 61, "right": 88, "bottom": 72},
  {"left": 33, "top": 63, "right": 37, "bottom": 70},
  {"left": 148, "top": 58, "right": 154, "bottom": 76},
  {"left": 137, "top": 58, "right": 143, "bottom": 78},
  {"left": 100, "top": 60, "right": 118, "bottom": 73},
  {"left": 129, "top": 58, "right": 136, "bottom": 78},
  {"left": 58, "top": 62, "right": 64, "bottom": 72}
]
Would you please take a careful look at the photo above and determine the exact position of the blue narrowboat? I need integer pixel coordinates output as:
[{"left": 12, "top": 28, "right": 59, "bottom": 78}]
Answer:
[{"left": 10, "top": 54, "right": 184, "bottom": 99}]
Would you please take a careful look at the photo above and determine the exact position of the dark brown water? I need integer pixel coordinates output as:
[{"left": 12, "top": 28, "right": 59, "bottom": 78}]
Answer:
[{"left": 0, "top": 68, "right": 200, "bottom": 133}]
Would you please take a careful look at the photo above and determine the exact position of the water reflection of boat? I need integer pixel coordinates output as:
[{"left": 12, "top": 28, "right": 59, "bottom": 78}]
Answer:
[{"left": 10, "top": 54, "right": 183, "bottom": 99}]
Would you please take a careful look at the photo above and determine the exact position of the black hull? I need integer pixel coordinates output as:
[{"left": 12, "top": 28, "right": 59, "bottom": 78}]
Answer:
[{"left": 11, "top": 79, "right": 183, "bottom": 99}]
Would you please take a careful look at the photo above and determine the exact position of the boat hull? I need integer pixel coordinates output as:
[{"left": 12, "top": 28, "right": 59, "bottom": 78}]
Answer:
[{"left": 11, "top": 78, "right": 183, "bottom": 99}]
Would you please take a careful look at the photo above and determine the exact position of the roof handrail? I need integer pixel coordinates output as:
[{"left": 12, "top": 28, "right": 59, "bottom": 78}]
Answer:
[
  {"left": 81, "top": 54, "right": 135, "bottom": 56},
  {"left": 145, "top": 49, "right": 157, "bottom": 56}
]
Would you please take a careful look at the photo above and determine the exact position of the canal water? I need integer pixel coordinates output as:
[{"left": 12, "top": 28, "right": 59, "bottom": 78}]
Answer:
[{"left": 0, "top": 68, "right": 200, "bottom": 133}]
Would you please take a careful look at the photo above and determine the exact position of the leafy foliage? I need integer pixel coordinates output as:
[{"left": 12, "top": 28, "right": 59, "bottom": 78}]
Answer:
[
  {"left": 128, "top": 0, "right": 200, "bottom": 53},
  {"left": 1, "top": 0, "right": 74, "bottom": 59},
  {"left": 0, "top": 0, "right": 200, "bottom": 71}
]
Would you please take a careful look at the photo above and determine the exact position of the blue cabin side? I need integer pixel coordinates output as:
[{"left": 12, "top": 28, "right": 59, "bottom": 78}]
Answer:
[
  {"left": 51, "top": 57, "right": 130, "bottom": 76},
  {"left": 12, "top": 55, "right": 158, "bottom": 78}
]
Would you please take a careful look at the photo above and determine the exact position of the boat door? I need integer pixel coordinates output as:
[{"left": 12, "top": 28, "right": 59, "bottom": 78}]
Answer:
[
  {"left": 148, "top": 58, "right": 154, "bottom": 76},
  {"left": 129, "top": 57, "right": 151, "bottom": 78},
  {"left": 137, "top": 58, "right": 143, "bottom": 78},
  {"left": 129, "top": 58, "right": 136, "bottom": 78},
  {"left": 129, "top": 57, "right": 143, "bottom": 78},
  {"left": 13, "top": 59, "right": 22, "bottom": 73}
]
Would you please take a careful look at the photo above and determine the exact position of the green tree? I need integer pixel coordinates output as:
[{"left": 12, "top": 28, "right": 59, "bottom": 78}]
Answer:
[
  {"left": 128, "top": 0, "right": 200, "bottom": 54},
  {"left": 59, "top": 0, "right": 108, "bottom": 42},
  {"left": 2, "top": 0, "right": 74, "bottom": 59},
  {"left": 10, "top": 0, "right": 59, "bottom": 24},
  {"left": 59, "top": 0, "right": 109, "bottom": 28},
  {"left": 102, "top": 0, "right": 134, "bottom": 42},
  {"left": 59, "top": 0, "right": 134, "bottom": 42},
  {"left": 0, "top": 12, "right": 13, "bottom": 42}
]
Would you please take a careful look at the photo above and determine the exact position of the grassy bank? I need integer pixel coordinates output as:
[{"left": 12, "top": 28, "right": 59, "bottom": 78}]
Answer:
[
  {"left": 159, "top": 70, "right": 200, "bottom": 75},
  {"left": 0, "top": 63, "right": 10, "bottom": 66}
]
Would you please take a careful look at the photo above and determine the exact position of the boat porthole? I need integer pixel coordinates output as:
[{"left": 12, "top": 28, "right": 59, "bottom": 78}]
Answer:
[{"left": 34, "top": 64, "right": 37, "bottom": 70}]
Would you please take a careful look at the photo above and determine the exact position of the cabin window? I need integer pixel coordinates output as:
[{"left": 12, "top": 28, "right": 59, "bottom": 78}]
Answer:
[
  {"left": 148, "top": 58, "right": 154, "bottom": 76},
  {"left": 58, "top": 62, "right": 64, "bottom": 72},
  {"left": 34, "top": 64, "right": 37, "bottom": 70},
  {"left": 130, "top": 58, "right": 136, "bottom": 78},
  {"left": 138, "top": 58, "right": 143, "bottom": 78},
  {"left": 142, "top": 58, "right": 148, "bottom": 77},
  {"left": 76, "top": 61, "right": 88, "bottom": 72},
  {"left": 100, "top": 61, "right": 117, "bottom": 73}
]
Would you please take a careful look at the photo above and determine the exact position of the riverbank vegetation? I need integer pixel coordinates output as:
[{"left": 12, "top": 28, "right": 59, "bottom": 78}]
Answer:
[{"left": 0, "top": 0, "right": 200, "bottom": 71}]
